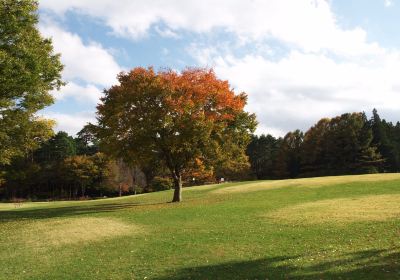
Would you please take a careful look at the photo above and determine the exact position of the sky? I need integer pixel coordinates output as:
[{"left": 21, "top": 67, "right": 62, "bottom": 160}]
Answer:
[{"left": 37, "top": 0, "right": 400, "bottom": 137}]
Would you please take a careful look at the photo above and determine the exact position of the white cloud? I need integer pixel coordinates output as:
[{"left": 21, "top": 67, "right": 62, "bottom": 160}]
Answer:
[
  {"left": 39, "top": 22, "right": 122, "bottom": 87},
  {"left": 192, "top": 50, "right": 400, "bottom": 136},
  {"left": 155, "top": 26, "right": 180, "bottom": 39},
  {"left": 55, "top": 82, "right": 103, "bottom": 104},
  {"left": 42, "top": 111, "right": 97, "bottom": 136},
  {"left": 38, "top": 1, "right": 400, "bottom": 137},
  {"left": 385, "top": 0, "right": 393, "bottom": 7},
  {"left": 39, "top": 0, "right": 381, "bottom": 56},
  {"left": 37, "top": 20, "right": 122, "bottom": 135}
]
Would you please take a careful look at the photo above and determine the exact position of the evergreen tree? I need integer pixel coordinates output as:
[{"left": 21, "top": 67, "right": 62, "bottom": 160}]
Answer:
[
  {"left": 300, "top": 118, "right": 331, "bottom": 176},
  {"left": 274, "top": 130, "right": 303, "bottom": 178},
  {"left": 36, "top": 131, "right": 77, "bottom": 162},
  {"left": 246, "top": 134, "right": 280, "bottom": 179},
  {"left": 75, "top": 123, "right": 99, "bottom": 155},
  {"left": 370, "top": 109, "right": 399, "bottom": 172}
]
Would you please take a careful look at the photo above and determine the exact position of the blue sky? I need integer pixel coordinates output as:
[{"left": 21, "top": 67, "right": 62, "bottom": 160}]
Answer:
[{"left": 38, "top": 0, "right": 400, "bottom": 136}]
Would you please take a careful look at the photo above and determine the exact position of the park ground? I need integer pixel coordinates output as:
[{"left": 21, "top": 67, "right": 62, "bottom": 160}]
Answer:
[{"left": 1, "top": 173, "right": 400, "bottom": 279}]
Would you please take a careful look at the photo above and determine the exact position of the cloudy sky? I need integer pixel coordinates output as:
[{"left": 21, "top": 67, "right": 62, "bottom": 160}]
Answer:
[{"left": 38, "top": 0, "right": 400, "bottom": 136}]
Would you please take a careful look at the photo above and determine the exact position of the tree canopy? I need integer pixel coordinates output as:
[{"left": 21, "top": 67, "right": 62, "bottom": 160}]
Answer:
[
  {"left": 0, "top": 0, "right": 63, "bottom": 165},
  {"left": 97, "top": 67, "right": 257, "bottom": 202},
  {"left": 247, "top": 111, "right": 384, "bottom": 180}
]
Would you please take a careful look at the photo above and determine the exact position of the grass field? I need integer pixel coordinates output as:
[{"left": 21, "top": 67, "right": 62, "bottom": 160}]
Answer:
[{"left": 1, "top": 174, "right": 400, "bottom": 279}]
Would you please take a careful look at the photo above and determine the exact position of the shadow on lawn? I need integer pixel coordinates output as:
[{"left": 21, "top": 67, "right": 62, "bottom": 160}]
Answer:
[
  {"left": 0, "top": 201, "right": 168, "bottom": 221},
  {"left": 154, "top": 248, "right": 400, "bottom": 280}
]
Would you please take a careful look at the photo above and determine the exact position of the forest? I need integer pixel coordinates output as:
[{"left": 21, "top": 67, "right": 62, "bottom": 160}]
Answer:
[
  {"left": 1, "top": 108, "right": 397, "bottom": 200},
  {"left": 247, "top": 109, "right": 399, "bottom": 179}
]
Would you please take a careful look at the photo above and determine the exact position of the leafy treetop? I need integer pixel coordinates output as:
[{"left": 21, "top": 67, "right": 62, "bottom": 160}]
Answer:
[
  {"left": 97, "top": 67, "right": 257, "bottom": 202},
  {"left": 0, "top": 0, "right": 63, "bottom": 165}
]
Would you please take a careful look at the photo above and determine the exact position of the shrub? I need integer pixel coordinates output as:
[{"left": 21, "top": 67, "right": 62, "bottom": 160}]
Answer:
[{"left": 150, "top": 177, "right": 173, "bottom": 192}]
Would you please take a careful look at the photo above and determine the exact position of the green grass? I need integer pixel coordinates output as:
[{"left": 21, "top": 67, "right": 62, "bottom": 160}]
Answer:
[{"left": 1, "top": 173, "right": 400, "bottom": 279}]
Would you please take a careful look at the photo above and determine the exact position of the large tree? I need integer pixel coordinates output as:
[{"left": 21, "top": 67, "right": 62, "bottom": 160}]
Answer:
[
  {"left": 97, "top": 67, "right": 257, "bottom": 202},
  {"left": 0, "top": 0, "right": 63, "bottom": 165}
]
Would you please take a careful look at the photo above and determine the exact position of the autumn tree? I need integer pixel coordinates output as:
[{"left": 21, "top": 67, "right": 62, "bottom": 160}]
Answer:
[
  {"left": 106, "top": 159, "right": 133, "bottom": 197},
  {"left": 0, "top": 0, "right": 63, "bottom": 165},
  {"left": 300, "top": 118, "right": 331, "bottom": 176},
  {"left": 62, "top": 155, "right": 97, "bottom": 198},
  {"left": 182, "top": 158, "right": 215, "bottom": 185},
  {"left": 97, "top": 67, "right": 257, "bottom": 202}
]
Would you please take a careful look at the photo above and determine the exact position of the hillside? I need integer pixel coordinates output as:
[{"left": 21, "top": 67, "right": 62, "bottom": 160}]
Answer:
[{"left": 1, "top": 174, "right": 400, "bottom": 279}]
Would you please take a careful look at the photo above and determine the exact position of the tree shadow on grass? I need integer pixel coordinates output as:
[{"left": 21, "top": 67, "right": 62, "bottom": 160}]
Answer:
[
  {"left": 0, "top": 201, "right": 168, "bottom": 222},
  {"left": 154, "top": 248, "right": 400, "bottom": 280}
]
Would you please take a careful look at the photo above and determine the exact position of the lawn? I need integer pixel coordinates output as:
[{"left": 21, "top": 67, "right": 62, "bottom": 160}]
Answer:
[{"left": 1, "top": 174, "right": 400, "bottom": 279}]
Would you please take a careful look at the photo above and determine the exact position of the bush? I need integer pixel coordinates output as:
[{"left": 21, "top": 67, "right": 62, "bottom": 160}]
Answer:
[{"left": 150, "top": 177, "right": 173, "bottom": 192}]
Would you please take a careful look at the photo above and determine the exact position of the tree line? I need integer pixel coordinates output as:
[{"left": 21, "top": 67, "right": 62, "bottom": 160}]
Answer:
[
  {"left": 1, "top": 125, "right": 211, "bottom": 200},
  {"left": 1, "top": 129, "right": 132, "bottom": 200},
  {"left": 3, "top": 108, "right": 398, "bottom": 200},
  {"left": 247, "top": 109, "right": 400, "bottom": 179},
  {"left": 0, "top": 124, "right": 248, "bottom": 200}
]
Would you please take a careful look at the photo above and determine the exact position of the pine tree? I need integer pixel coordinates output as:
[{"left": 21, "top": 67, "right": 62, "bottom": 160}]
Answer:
[{"left": 370, "top": 109, "right": 398, "bottom": 172}]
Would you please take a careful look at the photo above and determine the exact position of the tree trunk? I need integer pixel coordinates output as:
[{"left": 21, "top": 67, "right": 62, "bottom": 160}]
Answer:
[
  {"left": 142, "top": 167, "right": 155, "bottom": 193},
  {"left": 172, "top": 172, "right": 182, "bottom": 202},
  {"left": 81, "top": 184, "right": 86, "bottom": 197},
  {"left": 74, "top": 184, "right": 78, "bottom": 199},
  {"left": 131, "top": 169, "right": 136, "bottom": 195}
]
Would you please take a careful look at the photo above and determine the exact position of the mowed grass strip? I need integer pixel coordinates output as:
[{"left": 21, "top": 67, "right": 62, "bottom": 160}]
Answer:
[
  {"left": 264, "top": 194, "right": 400, "bottom": 224},
  {"left": 1, "top": 173, "right": 400, "bottom": 279},
  {"left": 22, "top": 217, "right": 143, "bottom": 248},
  {"left": 213, "top": 173, "right": 400, "bottom": 194}
]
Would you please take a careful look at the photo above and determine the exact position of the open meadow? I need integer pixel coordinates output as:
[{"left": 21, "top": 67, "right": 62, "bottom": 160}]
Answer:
[{"left": 1, "top": 173, "right": 400, "bottom": 279}]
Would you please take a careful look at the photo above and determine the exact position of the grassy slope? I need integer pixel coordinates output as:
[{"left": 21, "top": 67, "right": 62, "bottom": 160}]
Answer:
[{"left": 1, "top": 174, "right": 400, "bottom": 280}]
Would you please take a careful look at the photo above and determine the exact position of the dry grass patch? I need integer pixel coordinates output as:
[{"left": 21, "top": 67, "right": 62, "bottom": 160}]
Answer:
[
  {"left": 214, "top": 173, "right": 400, "bottom": 194},
  {"left": 22, "top": 217, "right": 142, "bottom": 248},
  {"left": 184, "top": 183, "right": 220, "bottom": 192},
  {"left": 265, "top": 194, "right": 400, "bottom": 224},
  {"left": 213, "top": 180, "right": 290, "bottom": 194}
]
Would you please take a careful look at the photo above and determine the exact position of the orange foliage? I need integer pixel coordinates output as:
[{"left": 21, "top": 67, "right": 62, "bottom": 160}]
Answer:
[
  {"left": 158, "top": 68, "right": 246, "bottom": 122},
  {"left": 182, "top": 157, "right": 215, "bottom": 184}
]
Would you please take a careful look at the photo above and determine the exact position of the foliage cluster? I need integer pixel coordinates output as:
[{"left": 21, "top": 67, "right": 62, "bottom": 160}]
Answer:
[
  {"left": 247, "top": 110, "right": 396, "bottom": 179},
  {"left": 0, "top": 131, "right": 139, "bottom": 200},
  {"left": 149, "top": 176, "right": 173, "bottom": 192},
  {"left": 0, "top": 0, "right": 63, "bottom": 165}
]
